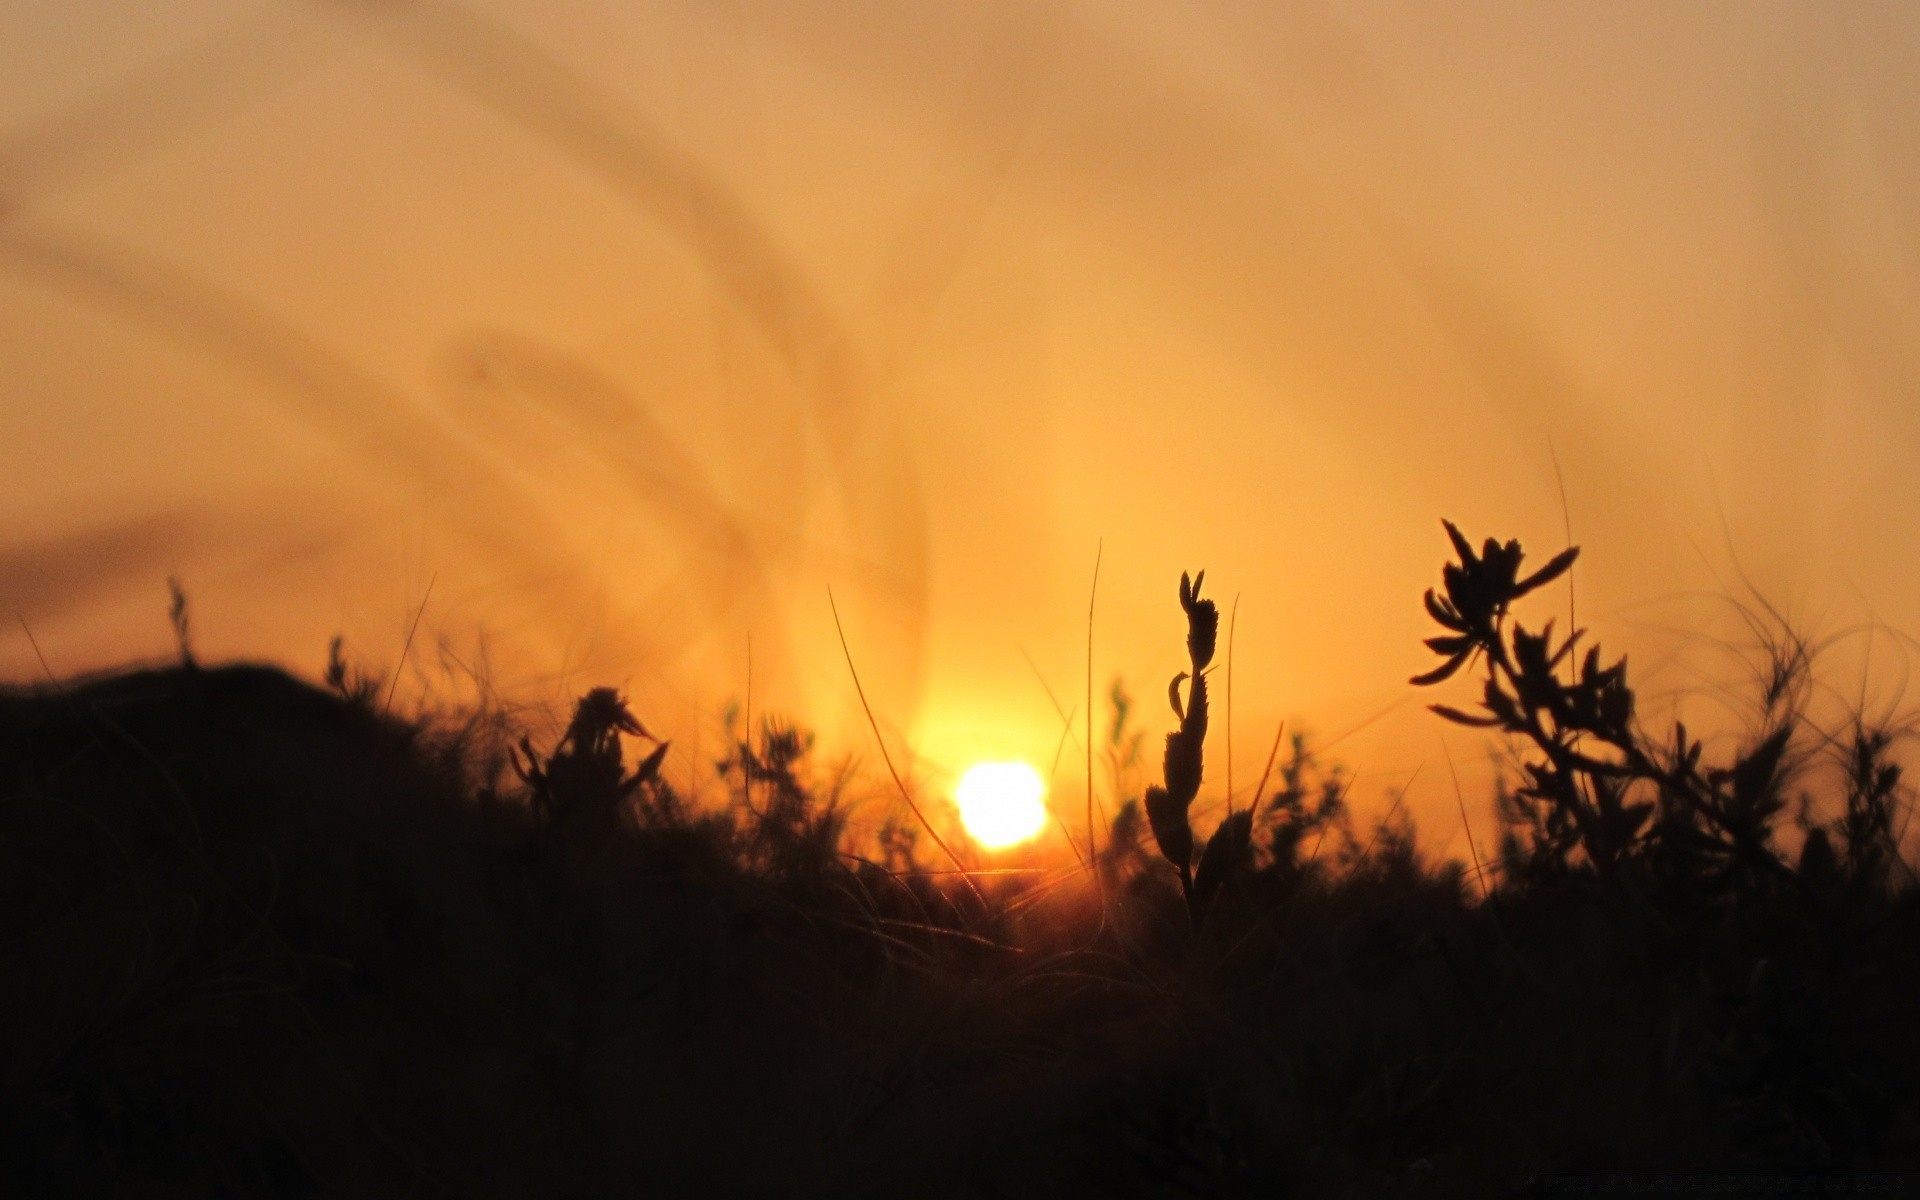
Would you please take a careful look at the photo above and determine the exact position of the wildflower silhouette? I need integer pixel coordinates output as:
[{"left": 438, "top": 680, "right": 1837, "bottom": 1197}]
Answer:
[
  {"left": 1413, "top": 520, "right": 1812, "bottom": 891},
  {"left": 513, "top": 687, "right": 667, "bottom": 832},
  {"left": 1143, "top": 571, "right": 1252, "bottom": 925}
]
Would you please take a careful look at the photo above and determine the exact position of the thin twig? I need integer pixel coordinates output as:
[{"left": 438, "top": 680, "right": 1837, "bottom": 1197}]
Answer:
[
  {"left": 1046, "top": 707, "right": 1089, "bottom": 870},
  {"left": 1549, "top": 439, "right": 1576, "bottom": 688},
  {"left": 1304, "top": 770, "right": 1356, "bottom": 871},
  {"left": 1086, "top": 539, "right": 1103, "bottom": 896},
  {"left": 1229, "top": 766, "right": 1360, "bottom": 962},
  {"left": 1246, "top": 718, "right": 1287, "bottom": 826},
  {"left": 827, "top": 587, "right": 982, "bottom": 905},
  {"left": 744, "top": 631, "right": 753, "bottom": 817},
  {"left": 1319, "top": 696, "right": 1412, "bottom": 755},
  {"left": 1442, "top": 734, "right": 1489, "bottom": 900},
  {"left": 1354, "top": 766, "right": 1420, "bottom": 874},
  {"left": 1018, "top": 643, "right": 1085, "bottom": 757},
  {"left": 385, "top": 572, "right": 436, "bottom": 714},
  {"left": 1227, "top": 592, "right": 1239, "bottom": 814},
  {"left": 1019, "top": 643, "right": 1090, "bottom": 868},
  {"left": 17, "top": 615, "right": 55, "bottom": 683}
]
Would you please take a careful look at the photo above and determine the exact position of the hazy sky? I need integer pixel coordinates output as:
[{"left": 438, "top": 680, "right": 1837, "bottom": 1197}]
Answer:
[{"left": 3, "top": 0, "right": 1918, "bottom": 844}]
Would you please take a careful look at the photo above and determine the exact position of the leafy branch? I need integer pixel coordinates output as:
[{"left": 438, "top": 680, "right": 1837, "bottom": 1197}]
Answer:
[{"left": 1413, "top": 521, "right": 1803, "bottom": 892}]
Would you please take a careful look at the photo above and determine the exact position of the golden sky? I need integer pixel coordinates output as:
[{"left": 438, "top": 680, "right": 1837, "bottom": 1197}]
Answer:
[{"left": 3, "top": 0, "right": 1918, "bottom": 845}]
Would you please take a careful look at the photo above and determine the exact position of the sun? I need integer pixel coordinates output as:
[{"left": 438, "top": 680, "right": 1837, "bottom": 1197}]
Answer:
[{"left": 954, "top": 761, "right": 1048, "bottom": 850}]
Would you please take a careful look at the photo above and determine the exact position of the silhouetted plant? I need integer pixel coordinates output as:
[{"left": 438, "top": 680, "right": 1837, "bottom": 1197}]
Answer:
[
  {"left": 1833, "top": 722, "right": 1909, "bottom": 896},
  {"left": 718, "top": 715, "right": 851, "bottom": 878},
  {"left": 874, "top": 810, "right": 921, "bottom": 875},
  {"left": 512, "top": 687, "right": 669, "bottom": 833},
  {"left": 1261, "top": 731, "right": 1351, "bottom": 881},
  {"left": 1105, "top": 796, "right": 1148, "bottom": 871},
  {"left": 1105, "top": 676, "right": 1147, "bottom": 810},
  {"left": 1142, "top": 571, "right": 1253, "bottom": 926},
  {"left": 167, "top": 575, "right": 195, "bottom": 667},
  {"left": 10, "top": 570, "right": 1920, "bottom": 1196},
  {"left": 323, "top": 635, "right": 383, "bottom": 709},
  {"left": 1413, "top": 520, "right": 1807, "bottom": 893}
]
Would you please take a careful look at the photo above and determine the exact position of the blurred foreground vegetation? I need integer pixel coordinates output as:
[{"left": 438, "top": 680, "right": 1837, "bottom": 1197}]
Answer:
[{"left": 5, "top": 529, "right": 1920, "bottom": 1197}]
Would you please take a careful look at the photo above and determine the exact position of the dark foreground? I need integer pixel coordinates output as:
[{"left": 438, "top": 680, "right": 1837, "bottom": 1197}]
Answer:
[
  {"left": 4, "top": 661, "right": 1917, "bottom": 1199},
  {"left": 7, "top": 533, "right": 1920, "bottom": 1196}
]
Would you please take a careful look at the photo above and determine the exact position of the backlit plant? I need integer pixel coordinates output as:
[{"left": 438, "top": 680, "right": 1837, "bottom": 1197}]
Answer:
[
  {"left": 1143, "top": 571, "right": 1255, "bottom": 925},
  {"left": 1410, "top": 520, "right": 1897, "bottom": 895}
]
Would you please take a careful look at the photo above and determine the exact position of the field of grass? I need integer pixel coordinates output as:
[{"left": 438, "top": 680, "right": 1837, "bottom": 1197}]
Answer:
[{"left": 4, "top": 527, "right": 1919, "bottom": 1197}]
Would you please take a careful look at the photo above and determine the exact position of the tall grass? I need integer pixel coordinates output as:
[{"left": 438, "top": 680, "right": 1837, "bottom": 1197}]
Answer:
[{"left": 3, "top": 527, "right": 1918, "bottom": 1197}]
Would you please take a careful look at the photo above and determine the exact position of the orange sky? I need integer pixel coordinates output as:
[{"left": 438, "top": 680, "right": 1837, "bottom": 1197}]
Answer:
[{"left": 3, "top": 1, "right": 1918, "bottom": 850}]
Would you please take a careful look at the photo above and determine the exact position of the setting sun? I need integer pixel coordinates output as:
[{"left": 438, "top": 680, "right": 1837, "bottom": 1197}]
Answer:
[{"left": 954, "top": 762, "right": 1048, "bottom": 850}]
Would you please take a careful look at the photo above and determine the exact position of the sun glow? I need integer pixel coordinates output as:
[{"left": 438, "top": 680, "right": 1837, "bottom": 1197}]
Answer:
[{"left": 954, "top": 761, "right": 1048, "bottom": 850}]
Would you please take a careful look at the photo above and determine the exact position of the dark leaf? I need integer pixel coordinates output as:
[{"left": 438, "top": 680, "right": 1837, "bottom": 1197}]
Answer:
[
  {"left": 1728, "top": 726, "right": 1793, "bottom": 816},
  {"left": 1483, "top": 679, "right": 1520, "bottom": 726},
  {"left": 1512, "top": 626, "right": 1552, "bottom": 677},
  {"left": 1187, "top": 596, "right": 1219, "bottom": 670},
  {"left": 1622, "top": 800, "right": 1654, "bottom": 836},
  {"left": 1491, "top": 539, "right": 1524, "bottom": 593},
  {"left": 1183, "top": 672, "right": 1209, "bottom": 740},
  {"left": 1410, "top": 653, "right": 1471, "bottom": 687},
  {"left": 1145, "top": 785, "right": 1193, "bottom": 869},
  {"left": 1548, "top": 627, "right": 1582, "bottom": 669},
  {"left": 631, "top": 739, "right": 670, "bottom": 785},
  {"left": 1798, "top": 828, "right": 1838, "bottom": 883},
  {"left": 1513, "top": 546, "right": 1580, "bottom": 599},
  {"left": 1164, "top": 729, "right": 1203, "bottom": 805},
  {"left": 511, "top": 736, "right": 541, "bottom": 785},
  {"left": 1191, "top": 810, "right": 1254, "bottom": 917},
  {"left": 1431, "top": 704, "right": 1502, "bottom": 728},
  {"left": 1424, "top": 589, "right": 1468, "bottom": 632},
  {"left": 1599, "top": 676, "right": 1634, "bottom": 732},
  {"left": 1671, "top": 722, "right": 1702, "bottom": 775},
  {"left": 1443, "top": 519, "right": 1476, "bottom": 566},
  {"left": 1569, "top": 750, "right": 1633, "bottom": 777}
]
